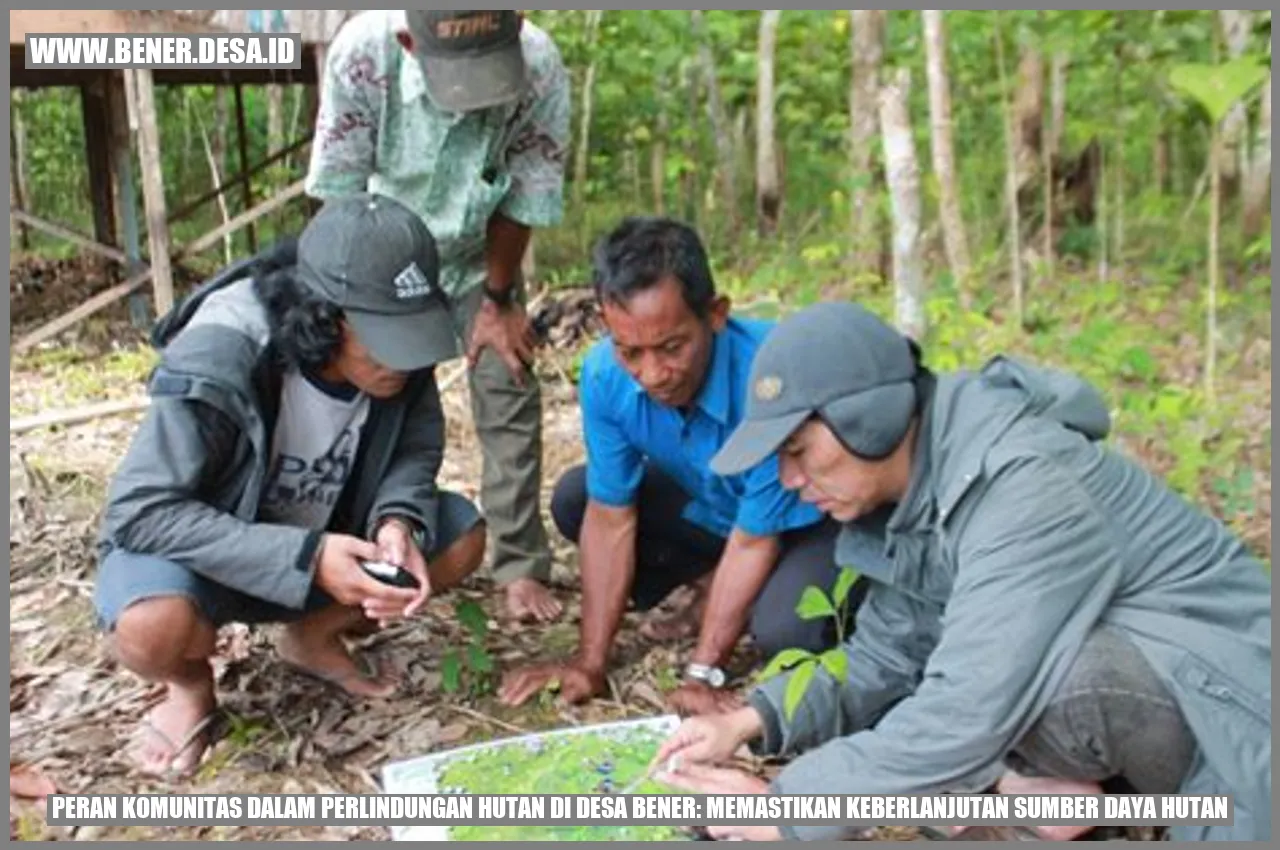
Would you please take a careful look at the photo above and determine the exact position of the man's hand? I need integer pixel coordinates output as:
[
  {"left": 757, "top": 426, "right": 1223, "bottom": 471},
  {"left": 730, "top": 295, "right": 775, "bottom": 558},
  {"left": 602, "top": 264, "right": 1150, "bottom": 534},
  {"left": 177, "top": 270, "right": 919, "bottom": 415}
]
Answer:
[
  {"left": 666, "top": 681, "right": 745, "bottom": 717},
  {"left": 312, "top": 533, "right": 419, "bottom": 613},
  {"left": 657, "top": 763, "right": 779, "bottom": 841},
  {"left": 467, "top": 299, "right": 537, "bottom": 384},
  {"left": 651, "top": 706, "right": 764, "bottom": 770},
  {"left": 369, "top": 518, "right": 431, "bottom": 620},
  {"left": 497, "top": 660, "right": 606, "bottom": 707}
]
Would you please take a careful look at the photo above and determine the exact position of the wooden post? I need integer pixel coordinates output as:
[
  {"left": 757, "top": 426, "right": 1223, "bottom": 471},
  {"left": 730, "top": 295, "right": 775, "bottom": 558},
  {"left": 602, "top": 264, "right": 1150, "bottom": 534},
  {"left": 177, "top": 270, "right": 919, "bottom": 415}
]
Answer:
[
  {"left": 125, "top": 68, "right": 174, "bottom": 317},
  {"left": 10, "top": 89, "right": 31, "bottom": 251},
  {"left": 81, "top": 75, "right": 118, "bottom": 248},
  {"left": 107, "top": 70, "right": 151, "bottom": 327},
  {"left": 233, "top": 83, "right": 257, "bottom": 252}
]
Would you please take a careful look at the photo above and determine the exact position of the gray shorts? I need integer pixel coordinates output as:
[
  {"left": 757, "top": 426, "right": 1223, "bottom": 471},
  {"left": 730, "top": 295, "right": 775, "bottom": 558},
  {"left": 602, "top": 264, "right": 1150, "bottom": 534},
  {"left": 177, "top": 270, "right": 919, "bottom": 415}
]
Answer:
[{"left": 93, "top": 491, "right": 482, "bottom": 631}]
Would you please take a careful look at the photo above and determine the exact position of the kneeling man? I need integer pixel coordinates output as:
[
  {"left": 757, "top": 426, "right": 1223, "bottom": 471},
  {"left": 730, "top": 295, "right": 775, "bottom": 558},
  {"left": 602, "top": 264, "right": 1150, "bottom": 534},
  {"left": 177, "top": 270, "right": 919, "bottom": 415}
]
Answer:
[
  {"left": 499, "top": 217, "right": 870, "bottom": 717},
  {"left": 95, "top": 194, "right": 486, "bottom": 778},
  {"left": 655, "top": 301, "right": 1270, "bottom": 842}
]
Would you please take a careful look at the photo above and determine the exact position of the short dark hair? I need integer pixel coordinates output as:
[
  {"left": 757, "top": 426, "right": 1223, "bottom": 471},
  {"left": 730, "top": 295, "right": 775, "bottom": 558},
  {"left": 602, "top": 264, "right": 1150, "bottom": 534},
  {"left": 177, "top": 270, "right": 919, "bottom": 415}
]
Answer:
[
  {"left": 253, "top": 265, "right": 344, "bottom": 372},
  {"left": 590, "top": 216, "right": 717, "bottom": 319}
]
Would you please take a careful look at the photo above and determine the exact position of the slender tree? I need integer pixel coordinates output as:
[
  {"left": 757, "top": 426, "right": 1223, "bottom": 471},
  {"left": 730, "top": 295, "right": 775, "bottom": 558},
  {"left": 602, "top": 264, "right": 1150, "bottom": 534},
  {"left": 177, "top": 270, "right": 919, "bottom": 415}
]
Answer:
[
  {"left": 755, "top": 10, "right": 782, "bottom": 237},
  {"left": 880, "top": 68, "right": 926, "bottom": 342},
  {"left": 922, "top": 10, "right": 970, "bottom": 297},
  {"left": 848, "top": 9, "right": 885, "bottom": 282}
]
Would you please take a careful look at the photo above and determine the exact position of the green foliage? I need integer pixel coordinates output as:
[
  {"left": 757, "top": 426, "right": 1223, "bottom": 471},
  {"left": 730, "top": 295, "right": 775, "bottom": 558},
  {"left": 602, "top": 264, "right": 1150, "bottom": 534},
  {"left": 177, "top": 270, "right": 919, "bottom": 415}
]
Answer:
[
  {"left": 758, "top": 567, "right": 861, "bottom": 722},
  {"left": 441, "top": 600, "right": 494, "bottom": 698},
  {"left": 1168, "top": 57, "right": 1269, "bottom": 123}
]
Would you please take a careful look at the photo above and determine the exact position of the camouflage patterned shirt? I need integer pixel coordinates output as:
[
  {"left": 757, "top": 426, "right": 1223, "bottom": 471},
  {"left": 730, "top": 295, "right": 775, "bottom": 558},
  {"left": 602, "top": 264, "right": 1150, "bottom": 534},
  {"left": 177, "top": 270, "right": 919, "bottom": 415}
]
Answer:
[{"left": 305, "top": 10, "right": 570, "bottom": 299}]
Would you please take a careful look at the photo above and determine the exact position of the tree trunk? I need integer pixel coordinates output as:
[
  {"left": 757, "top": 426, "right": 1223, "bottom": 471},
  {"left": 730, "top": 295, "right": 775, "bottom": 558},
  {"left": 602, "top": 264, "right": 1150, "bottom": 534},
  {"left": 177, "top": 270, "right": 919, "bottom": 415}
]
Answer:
[
  {"left": 1207, "top": 124, "right": 1221, "bottom": 405},
  {"left": 1217, "top": 10, "right": 1253, "bottom": 191},
  {"left": 1012, "top": 45, "right": 1045, "bottom": 196},
  {"left": 994, "top": 17, "right": 1025, "bottom": 328},
  {"left": 849, "top": 10, "right": 885, "bottom": 281},
  {"left": 691, "top": 10, "right": 739, "bottom": 231},
  {"left": 1242, "top": 69, "right": 1271, "bottom": 239},
  {"left": 1112, "top": 40, "right": 1125, "bottom": 267},
  {"left": 1048, "top": 51, "right": 1068, "bottom": 159},
  {"left": 267, "top": 86, "right": 284, "bottom": 153},
  {"left": 681, "top": 61, "right": 701, "bottom": 225},
  {"left": 755, "top": 10, "right": 782, "bottom": 238},
  {"left": 880, "top": 68, "right": 926, "bottom": 341},
  {"left": 10, "top": 90, "right": 31, "bottom": 251},
  {"left": 212, "top": 87, "right": 228, "bottom": 190},
  {"left": 572, "top": 10, "right": 604, "bottom": 207},
  {"left": 1154, "top": 129, "right": 1170, "bottom": 195},
  {"left": 651, "top": 83, "right": 668, "bottom": 215},
  {"left": 922, "top": 10, "right": 970, "bottom": 295},
  {"left": 193, "top": 98, "right": 235, "bottom": 266}
]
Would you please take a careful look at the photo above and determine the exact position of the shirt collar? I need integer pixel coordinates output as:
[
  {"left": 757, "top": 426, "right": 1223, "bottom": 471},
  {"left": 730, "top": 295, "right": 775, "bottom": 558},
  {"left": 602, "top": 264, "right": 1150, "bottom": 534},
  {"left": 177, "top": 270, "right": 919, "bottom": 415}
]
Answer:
[{"left": 692, "top": 326, "right": 733, "bottom": 425}]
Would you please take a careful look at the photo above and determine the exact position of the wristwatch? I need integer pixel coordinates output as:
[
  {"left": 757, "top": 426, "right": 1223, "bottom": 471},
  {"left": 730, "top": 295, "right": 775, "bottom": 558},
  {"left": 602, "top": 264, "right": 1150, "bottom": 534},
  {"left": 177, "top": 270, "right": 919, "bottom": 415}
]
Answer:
[
  {"left": 481, "top": 281, "right": 515, "bottom": 309},
  {"left": 684, "top": 662, "right": 728, "bottom": 689}
]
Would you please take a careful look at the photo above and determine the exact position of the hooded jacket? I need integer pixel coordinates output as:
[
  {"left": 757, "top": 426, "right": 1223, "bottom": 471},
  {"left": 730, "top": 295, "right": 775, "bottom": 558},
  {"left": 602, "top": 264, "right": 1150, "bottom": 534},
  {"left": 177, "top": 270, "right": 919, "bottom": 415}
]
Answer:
[
  {"left": 97, "top": 241, "right": 449, "bottom": 611},
  {"left": 748, "top": 356, "right": 1271, "bottom": 841}
]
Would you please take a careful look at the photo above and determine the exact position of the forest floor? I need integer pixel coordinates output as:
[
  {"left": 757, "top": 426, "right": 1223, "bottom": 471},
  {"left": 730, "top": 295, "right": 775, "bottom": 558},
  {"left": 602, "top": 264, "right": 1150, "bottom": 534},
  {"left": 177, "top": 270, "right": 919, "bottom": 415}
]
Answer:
[{"left": 10, "top": 252, "right": 1265, "bottom": 842}]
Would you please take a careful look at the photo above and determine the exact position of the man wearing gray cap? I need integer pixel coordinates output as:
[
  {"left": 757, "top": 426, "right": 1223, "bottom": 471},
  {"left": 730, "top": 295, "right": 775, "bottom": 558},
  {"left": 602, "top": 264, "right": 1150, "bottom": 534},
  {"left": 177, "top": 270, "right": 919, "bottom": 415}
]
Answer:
[
  {"left": 93, "top": 193, "right": 485, "bottom": 780},
  {"left": 653, "top": 301, "right": 1270, "bottom": 842},
  {"left": 306, "top": 9, "right": 570, "bottom": 623}
]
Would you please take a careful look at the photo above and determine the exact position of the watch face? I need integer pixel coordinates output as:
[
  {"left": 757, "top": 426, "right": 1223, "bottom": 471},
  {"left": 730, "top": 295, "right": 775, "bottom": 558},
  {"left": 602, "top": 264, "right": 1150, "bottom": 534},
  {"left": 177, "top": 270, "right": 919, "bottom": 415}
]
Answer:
[{"left": 708, "top": 668, "right": 726, "bottom": 688}]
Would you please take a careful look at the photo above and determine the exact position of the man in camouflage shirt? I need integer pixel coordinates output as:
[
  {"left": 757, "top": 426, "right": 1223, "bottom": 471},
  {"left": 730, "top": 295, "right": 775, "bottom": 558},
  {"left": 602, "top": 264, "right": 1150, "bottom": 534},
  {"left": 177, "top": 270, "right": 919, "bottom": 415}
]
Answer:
[{"left": 306, "top": 10, "right": 571, "bottom": 622}]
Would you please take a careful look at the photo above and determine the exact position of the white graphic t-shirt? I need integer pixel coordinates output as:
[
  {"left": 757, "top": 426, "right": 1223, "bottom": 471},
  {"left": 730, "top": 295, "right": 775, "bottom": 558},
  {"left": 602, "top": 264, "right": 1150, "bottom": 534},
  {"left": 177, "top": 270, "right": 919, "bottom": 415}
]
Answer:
[{"left": 258, "top": 369, "right": 371, "bottom": 530}]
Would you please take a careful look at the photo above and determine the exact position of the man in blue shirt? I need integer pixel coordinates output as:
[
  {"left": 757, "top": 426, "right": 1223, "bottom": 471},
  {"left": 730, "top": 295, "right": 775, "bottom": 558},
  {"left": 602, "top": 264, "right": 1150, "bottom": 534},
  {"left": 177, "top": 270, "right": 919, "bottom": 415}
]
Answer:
[{"left": 498, "top": 217, "right": 872, "bottom": 716}]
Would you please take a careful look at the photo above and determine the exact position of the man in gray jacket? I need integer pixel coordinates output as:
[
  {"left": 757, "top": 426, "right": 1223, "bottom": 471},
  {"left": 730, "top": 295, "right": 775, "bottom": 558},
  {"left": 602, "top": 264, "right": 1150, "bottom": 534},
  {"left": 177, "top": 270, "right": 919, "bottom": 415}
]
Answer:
[
  {"left": 94, "top": 193, "right": 486, "bottom": 779},
  {"left": 653, "top": 301, "right": 1270, "bottom": 841}
]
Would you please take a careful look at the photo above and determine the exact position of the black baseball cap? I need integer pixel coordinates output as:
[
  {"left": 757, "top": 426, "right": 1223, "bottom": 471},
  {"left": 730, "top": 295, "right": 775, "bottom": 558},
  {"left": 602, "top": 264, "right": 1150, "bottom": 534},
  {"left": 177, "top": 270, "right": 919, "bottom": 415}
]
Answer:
[
  {"left": 296, "top": 193, "right": 459, "bottom": 371},
  {"left": 403, "top": 10, "right": 527, "bottom": 112},
  {"left": 710, "top": 302, "right": 920, "bottom": 475}
]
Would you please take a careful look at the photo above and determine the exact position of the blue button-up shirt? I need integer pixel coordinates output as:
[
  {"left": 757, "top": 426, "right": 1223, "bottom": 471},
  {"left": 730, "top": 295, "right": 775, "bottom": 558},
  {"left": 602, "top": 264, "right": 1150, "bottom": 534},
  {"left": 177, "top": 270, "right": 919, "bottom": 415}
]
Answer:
[{"left": 579, "top": 317, "right": 823, "bottom": 539}]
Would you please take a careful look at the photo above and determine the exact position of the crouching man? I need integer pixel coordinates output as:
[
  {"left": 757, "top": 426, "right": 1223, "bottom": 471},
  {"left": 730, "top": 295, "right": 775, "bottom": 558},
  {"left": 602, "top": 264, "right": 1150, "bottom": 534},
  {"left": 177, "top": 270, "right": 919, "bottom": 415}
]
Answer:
[
  {"left": 653, "top": 301, "right": 1271, "bottom": 842},
  {"left": 94, "top": 193, "right": 486, "bottom": 779},
  {"left": 499, "top": 218, "right": 870, "bottom": 717}
]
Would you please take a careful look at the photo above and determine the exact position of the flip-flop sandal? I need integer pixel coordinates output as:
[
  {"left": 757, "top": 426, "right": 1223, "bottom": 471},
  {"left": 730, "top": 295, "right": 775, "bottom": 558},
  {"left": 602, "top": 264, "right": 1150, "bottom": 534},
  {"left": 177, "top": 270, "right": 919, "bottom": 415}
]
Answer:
[
  {"left": 133, "top": 709, "right": 222, "bottom": 782},
  {"left": 280, "top": 650, "right": 398, "bottom": 698}
]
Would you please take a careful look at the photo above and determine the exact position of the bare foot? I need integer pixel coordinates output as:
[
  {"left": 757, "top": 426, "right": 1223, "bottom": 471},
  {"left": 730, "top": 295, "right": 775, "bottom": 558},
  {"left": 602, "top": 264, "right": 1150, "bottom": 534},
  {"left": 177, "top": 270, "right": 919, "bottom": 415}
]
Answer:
[
  {"left": 131, "top": 661, "right": 218, "bottom": 779},
  {"left": 275, "top": 628, "right": 398, "bottom": 699},
  {"left": 503, "top": 577, "right": 563, "bottom": 623}
]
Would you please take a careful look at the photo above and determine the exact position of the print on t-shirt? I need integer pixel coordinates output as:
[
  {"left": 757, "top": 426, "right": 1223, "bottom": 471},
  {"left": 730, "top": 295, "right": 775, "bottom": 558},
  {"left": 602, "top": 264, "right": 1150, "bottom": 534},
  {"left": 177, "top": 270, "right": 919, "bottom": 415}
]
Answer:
[{"left": 258, "top": 370, "right": 371, "bottom": 530}]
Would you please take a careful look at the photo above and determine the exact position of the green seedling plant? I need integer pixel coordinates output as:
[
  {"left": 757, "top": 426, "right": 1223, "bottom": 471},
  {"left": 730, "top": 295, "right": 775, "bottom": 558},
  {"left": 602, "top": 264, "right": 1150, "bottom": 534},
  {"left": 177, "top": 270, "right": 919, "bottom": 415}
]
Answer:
[
  {"left": 441, "top": 600, "right": 495, "bottom": 698},
  {"left": 756, "top": 566, "right": 859, "bottom": 721}
]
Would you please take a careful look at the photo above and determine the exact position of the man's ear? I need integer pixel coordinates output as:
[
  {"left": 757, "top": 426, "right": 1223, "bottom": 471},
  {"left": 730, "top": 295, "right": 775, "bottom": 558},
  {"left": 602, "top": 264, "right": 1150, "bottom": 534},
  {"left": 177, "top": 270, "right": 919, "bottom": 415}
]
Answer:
[
  {"left": 395, "top": 29, "right": 414, "bottom": 52},
  {"left": 707, "top": 294, "right": 731, "bottom": 333}
]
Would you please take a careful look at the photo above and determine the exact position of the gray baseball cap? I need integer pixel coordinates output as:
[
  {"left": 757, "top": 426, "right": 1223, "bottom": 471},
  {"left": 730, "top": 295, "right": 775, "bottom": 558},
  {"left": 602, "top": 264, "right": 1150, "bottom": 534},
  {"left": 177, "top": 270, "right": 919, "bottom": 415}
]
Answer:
[
  {"left": 296, "top": 193, "right": 459, "bottom": 372},
  {"left": 404, "top": 10, "right": 527, "bottom": 112},
  {"left": 710, "top": 302, "right": 920, "bottom": 475}
]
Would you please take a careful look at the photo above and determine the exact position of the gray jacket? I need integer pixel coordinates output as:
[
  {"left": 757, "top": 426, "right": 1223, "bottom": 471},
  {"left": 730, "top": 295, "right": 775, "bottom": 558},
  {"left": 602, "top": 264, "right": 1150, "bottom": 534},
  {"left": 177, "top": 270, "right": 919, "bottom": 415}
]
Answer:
[
  {"left": 749, "top": 356, "right": 1271, "bottom": 841},
  {"left": 98, "top": 254, "right": 448, "bottom": 611}
]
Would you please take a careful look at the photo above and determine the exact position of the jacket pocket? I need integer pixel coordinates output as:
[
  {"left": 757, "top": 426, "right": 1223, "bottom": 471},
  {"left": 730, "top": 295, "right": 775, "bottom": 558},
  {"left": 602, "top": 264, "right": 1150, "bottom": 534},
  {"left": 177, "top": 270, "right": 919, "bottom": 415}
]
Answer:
[{"left": 1173, "top": 653, "right": 1270, "bottom": 726}]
